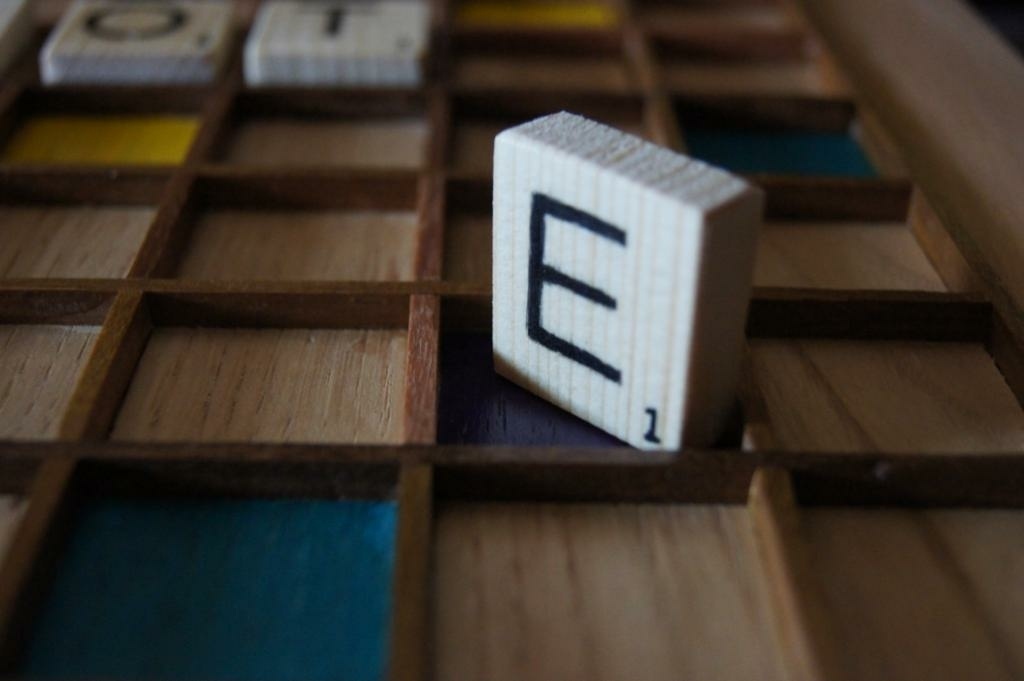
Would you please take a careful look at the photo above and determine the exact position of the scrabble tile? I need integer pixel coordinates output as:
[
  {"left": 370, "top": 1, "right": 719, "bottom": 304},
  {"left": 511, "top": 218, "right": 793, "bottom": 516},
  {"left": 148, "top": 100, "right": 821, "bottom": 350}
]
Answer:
[
  {"left": 0, "top": 0, "right": 31, "bottom": 76},
  {"left": 40, "top": 0, "right": 232, "bottom": 85},
  {"left": 244, "top": 1, "right": 429, "bottom": 87},
  {"left": 493, "top": 112, "right": 762, "bottom": 450}
]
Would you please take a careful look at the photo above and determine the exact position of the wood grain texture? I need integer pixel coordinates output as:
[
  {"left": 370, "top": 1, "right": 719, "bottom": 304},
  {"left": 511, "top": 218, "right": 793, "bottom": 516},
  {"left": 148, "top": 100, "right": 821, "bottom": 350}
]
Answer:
[
  {"left": 754, "top": 221, "right": 946, "bottom": 291},
  {"left": 224, "top": 118, "right": 427, "bottom": 169},
  {"left": 0, "top": 206, "right": 153, "bottom": 279},
  {"left": 112, "top": 328, "right": 406, "bottom": 444},
  {"left": 797, "top": 0, "right": 1024, "bottom": 337},
  {"left": 434, "top": 503, "right": 789, "bottom": 681},
  {"left": 177, "top": 209, "right": 419, "bottom": 281},
  {"left": 804, "top": 508, "right": 1024, "bottom": 681},
  {"left": 751, "top": 340, "right": 1024, "bottom": 453},
  {"left": 403, "top": 295, "right": 439, "bottom": 444},
  {"left": 0, "top": 326, "right": 99, "bottom": 440}
]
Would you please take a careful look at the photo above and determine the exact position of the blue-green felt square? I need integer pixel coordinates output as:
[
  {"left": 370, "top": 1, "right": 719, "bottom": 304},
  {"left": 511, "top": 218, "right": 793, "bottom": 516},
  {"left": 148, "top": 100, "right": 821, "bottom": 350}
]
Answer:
[
  {"left": 685, "top": 127, "right": 877, "bottom": 177},
  {"left": 24, "top": 498, "right": 396, "bottom": 681}
]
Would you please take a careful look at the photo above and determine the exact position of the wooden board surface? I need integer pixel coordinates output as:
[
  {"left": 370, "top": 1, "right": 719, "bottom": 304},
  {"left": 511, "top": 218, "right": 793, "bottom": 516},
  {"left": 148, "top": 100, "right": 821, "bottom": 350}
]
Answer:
[
  {"left": 797, "top": 0, "right": 1024, "bottom": 336},
  {"left": 0, "top": 206, "right": 153, "bottom": 279},
  {"left": 177, "top": 209, "right": 419, "bottom": 282},
  {"left": 0, "top": 325, "right": 99, "bottom": 440},
  {"left": 751, "top": 340, "right": 1024, "bottom": 452},
  {"left": 112, "top": 328, "right": 407, "bottom": 444},
  {"left": 434, "top": 503, "right": 789, "bottom": 681},
  {"left": 754, "top": 221, "right": 946, "bottom": 291},
  {"left": 804, "top": 508, "right": 1024, "bottom": 681}
]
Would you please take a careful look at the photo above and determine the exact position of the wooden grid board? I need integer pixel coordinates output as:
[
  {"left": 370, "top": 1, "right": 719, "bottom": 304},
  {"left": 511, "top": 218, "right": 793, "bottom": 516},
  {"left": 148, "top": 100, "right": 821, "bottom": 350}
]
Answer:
[{"left": 0, "top": 0, "right": 1023, "bottom": 680}]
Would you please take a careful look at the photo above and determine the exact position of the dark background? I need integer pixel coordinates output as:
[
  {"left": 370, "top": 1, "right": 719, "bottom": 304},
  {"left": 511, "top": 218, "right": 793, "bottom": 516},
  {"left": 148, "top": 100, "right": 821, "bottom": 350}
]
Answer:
[{"left": 970, "top": 0, "right": 1024, "bottom": 54}]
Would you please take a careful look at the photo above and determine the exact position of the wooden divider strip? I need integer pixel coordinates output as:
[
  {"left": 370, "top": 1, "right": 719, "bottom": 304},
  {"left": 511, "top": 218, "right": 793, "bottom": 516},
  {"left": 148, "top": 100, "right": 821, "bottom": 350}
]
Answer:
[
  {"left": 404, "top": 295, "right": 440, "bottom": 445},
  {"left": 58, "top": 291, "right": 151, "bottom": 441},
  {"left": 0, "top": 458, "right": 77, "bottom": 672},
  {"left": 748, "top": 467, "right": 846, "bottom": 681},
  {"left": 388, "top": 464, "right": 434, "bottom": 681},
  {"left": 909, "top": 187, "right": 984, "bottom": 295}
]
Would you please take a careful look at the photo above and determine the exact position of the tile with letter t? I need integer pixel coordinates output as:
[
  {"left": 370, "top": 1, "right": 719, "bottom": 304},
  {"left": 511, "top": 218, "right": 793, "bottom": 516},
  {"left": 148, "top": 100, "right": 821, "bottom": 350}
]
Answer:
[
  {"left": 493, "top": 112, "right": 762, "bottom": 450},
  {"left": 41, "top": 0, "right": 232, "bottom": 85},
  {"left": 0, "top": 0, "right": 31, "bottom": 76},
  {"left": 245, "top": 1, "right": 429, "bottom": 87}
]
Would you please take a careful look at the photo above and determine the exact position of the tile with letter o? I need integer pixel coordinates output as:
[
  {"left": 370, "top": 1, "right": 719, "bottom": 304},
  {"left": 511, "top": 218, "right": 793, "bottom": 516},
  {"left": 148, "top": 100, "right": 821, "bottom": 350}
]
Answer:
[{"left": 41, "top": 0, "right": 232, "bottom": 85}]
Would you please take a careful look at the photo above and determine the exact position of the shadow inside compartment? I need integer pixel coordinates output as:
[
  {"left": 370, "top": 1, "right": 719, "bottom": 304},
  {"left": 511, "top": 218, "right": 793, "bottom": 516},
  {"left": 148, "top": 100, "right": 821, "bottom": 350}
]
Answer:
[{"left": 438, "top": 332, "right": 744, "bottom": 449}]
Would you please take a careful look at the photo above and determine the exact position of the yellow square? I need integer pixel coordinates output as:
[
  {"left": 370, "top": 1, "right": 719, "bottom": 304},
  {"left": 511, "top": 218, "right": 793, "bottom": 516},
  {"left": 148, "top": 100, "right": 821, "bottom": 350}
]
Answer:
[
  {"left": 456, "top": 2, "right": 618, "bottom": 29},
  {"left": 2, "top": 115, "right": 198, "bottom": 165}
]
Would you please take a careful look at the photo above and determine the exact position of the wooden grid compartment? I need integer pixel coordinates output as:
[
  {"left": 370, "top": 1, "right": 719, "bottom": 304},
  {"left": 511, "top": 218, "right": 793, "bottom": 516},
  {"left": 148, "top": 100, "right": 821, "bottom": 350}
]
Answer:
[
  {"left": 653, "top": 34, "right": 838, "bottom": 98},
  {"left": 0, "top": 325, "right": 99, "bottom": 440},
  {"left": 442, "top": 179, "right": 490, "bottom": 284},
  {"left": 450, "top": 32, "right": 635, "bottom": 93},
  {"left": 163, "top": 174, "right": 425, "bottom": 282},
  {"left": 434, "top": 502, "right": 788, "bottom": 681},
  {"left": 213, "top": 93, "right": 430, "bottom": 170},
  {"left": 754, "top": 182, "right": 946, "bottom": 290},
  {"left": 0, "top": 292, "right": 111, "bottom": 442},
  {"left": 802, "top": 507, "right": 1024, "bottom": 680},
  {"left": 100, "top": 294, "right": 413, "bottom": 445},
  {"left": 751, "top": 339, "right": 1024, "bottom": 453},
  {"left": 446, "top": 93, "right": 652, "bottom": 176},
  {"left": 0, "top": 173, "right": 166, "bottom": 280}
]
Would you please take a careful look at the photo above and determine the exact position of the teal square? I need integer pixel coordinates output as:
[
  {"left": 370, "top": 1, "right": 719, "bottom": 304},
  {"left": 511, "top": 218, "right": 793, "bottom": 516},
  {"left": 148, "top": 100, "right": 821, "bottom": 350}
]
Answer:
[
  {"left": 24, "top": 499, "right": 397, "bottom": 681},
  {"left": 685, "top": 127, "right": 877, "bottom": 177}
]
